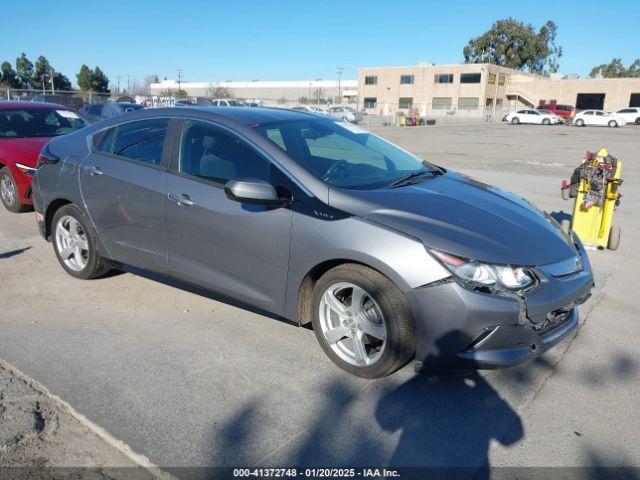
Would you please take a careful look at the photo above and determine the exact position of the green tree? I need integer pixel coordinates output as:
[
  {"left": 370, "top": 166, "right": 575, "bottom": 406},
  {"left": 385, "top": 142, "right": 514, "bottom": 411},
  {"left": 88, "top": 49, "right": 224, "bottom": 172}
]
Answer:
[
  {"left": 15, "top": 53, "right": 35, "bottom": 88},
  {"left": 1, "top": 61, "right": 20, "bottom": 88},
  {"left": 33, "top": 55, "right": 52, "bottom": 89},
  {"left": 589, "top": 58, "right": 640, "bottom": 78},
  {"left": 76, "top": 64, "right": 109, "bottom": 92},
  {"left": 76, "top": 64, "right": 92, "bottom": 90},
  {"left": 463, "top": 18, "right": 562, "bottom": 74},
  {"left": 53, "top": 72, "right": 72, "bottom": 91},
  {"left": 90, "top": 66, "right": 110, "bottom": 93}
]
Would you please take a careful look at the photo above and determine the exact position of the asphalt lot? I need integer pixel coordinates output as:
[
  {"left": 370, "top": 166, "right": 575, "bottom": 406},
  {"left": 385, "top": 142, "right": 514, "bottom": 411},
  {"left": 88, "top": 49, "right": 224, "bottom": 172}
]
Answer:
[{"left": 0, "top": 122, "right": 639, "bottom": 475}]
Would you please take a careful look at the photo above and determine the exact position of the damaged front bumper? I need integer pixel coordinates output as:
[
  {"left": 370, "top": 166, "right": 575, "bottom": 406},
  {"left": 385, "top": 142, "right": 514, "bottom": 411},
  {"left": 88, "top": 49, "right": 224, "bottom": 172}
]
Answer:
[{"left": 407, "top": 240, "right": 594, "bottom": 370}]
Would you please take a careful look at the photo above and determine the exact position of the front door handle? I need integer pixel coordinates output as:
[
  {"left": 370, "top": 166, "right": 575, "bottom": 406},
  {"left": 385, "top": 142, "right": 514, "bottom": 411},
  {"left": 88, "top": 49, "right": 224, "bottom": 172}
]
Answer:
[
  {"left": 168, "top": 192, "right": 195, "bottom": 207},
  {"left": 84, "top": 165, "right": 103, "bottom": 176}
]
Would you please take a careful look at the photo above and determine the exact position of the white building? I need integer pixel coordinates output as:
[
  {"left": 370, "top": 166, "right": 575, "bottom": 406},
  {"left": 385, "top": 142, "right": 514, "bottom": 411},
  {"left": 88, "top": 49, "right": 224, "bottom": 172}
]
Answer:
[{"left": 150, "top": 79, "right": 358, "bottom": 104}]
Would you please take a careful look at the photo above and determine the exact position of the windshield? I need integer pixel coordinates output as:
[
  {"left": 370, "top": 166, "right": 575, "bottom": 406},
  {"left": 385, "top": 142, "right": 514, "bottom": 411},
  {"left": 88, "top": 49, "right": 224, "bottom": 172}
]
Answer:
[
  {"left": 253, "top": 119, "right": 440, "bottom": 189},
  {"left": 0, "top": 108, "right": 89, "bottom": 138}
]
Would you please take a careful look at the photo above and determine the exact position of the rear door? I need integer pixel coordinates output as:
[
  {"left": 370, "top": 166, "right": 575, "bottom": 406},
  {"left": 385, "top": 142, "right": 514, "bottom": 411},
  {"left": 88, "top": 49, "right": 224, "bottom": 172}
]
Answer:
[
  {"left": 79, "top": 118, "right": 173, "bottom": 274},
  {"left": 164, "top": 119, "right": 293, "bottom": 314}
]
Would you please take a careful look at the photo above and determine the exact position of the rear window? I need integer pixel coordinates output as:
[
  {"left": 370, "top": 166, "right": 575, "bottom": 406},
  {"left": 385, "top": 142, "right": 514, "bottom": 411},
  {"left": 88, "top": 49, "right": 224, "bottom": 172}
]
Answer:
[{"left": 0, "top": 108, "right": 88, "bottom": 138}]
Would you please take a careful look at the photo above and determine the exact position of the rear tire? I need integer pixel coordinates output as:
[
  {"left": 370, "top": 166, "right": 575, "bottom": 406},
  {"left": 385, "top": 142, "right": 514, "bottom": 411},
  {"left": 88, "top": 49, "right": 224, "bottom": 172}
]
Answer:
[
  {"left": 0, "top": 167, "right": 30, "bottom": 213},
  {"left": 311, "top": 264, "right": 415, "bottom": 378},
  {"left": 52, "top": 204, "right": 110, "bottom": 279},
  {"left": 635, "top": 117, "right": 640, "bottom": 125},
  {"left": 511, "top": 117, "right": 520, "bottom": 124},
  {"left": 575, "top": 119, "right": 585, "bottom": 127},
  {"left": 608, "top": 120, "right": 618, "bottom": 128}
]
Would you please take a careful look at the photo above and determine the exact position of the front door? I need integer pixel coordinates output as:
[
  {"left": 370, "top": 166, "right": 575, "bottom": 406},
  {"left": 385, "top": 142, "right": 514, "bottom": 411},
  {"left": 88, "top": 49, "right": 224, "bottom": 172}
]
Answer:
[
  {"left": 164, "top": 120, "right": 293, "bottom": 314},
  {"left": 79, "top": 118, "right": 171, "bottom": 274}
]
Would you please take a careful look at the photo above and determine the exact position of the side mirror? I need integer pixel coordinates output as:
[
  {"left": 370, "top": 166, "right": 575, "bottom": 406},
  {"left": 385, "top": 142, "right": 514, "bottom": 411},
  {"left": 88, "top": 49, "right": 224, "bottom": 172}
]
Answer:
[{"left": 224, "top": 178, "right": 288, "bottom": 206}]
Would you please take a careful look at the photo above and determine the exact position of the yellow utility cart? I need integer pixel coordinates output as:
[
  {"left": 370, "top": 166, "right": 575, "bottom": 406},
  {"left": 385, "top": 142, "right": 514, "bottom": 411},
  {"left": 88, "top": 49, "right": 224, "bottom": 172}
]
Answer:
[{"left": 561, "top": 148, "right": 622, "bottom": 250}]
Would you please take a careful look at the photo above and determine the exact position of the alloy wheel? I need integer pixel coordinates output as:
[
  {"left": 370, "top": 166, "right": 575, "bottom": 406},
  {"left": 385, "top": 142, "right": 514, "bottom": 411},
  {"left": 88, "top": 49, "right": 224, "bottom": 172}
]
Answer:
[
  {"left": 55, "top": 215, "right": 90, "bottom": 271},
  {"left": 0, "top": 174, "right": 16, "bottom": 206},
  {"left": 318, "top": 282, "right": 387, "bottom": 367}
]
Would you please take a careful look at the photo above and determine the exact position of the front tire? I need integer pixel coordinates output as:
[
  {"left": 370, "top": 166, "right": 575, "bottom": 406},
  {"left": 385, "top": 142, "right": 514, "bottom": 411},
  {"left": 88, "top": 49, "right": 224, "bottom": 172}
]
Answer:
[
  {"left": 311, "top": 264, "right": 415, "bottom": 378},
  {"left": 52, "top": 204, "right": 110, "bottom": 279},
  {"left": 0, "top": 167, "right": 30, "bottom": 213},
  {"left": 542, "top": 118, "right": 551, "bottom": 125}
]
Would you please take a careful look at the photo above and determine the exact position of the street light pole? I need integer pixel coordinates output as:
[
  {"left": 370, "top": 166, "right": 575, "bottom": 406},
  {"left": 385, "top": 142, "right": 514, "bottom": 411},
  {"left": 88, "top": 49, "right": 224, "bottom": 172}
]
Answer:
[{"left": 336, "top": 66, "right": 343, "bottom": 105}]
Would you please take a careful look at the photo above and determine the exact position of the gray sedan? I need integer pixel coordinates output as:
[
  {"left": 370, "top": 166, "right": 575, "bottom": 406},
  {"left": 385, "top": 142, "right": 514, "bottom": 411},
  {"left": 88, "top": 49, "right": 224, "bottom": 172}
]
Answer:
[{"left": 31, "top": 107, "right": 593, "bottom": 378}]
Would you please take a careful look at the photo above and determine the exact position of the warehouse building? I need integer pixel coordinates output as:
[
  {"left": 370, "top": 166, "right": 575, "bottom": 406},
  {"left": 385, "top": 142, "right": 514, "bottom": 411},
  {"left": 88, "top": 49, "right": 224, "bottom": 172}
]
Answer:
[
  {"left": 358, "top": 62, "right": 640, "bottom": 115},
  {"left": 150, "top": 79, "right": 358, "bottom": 104}
]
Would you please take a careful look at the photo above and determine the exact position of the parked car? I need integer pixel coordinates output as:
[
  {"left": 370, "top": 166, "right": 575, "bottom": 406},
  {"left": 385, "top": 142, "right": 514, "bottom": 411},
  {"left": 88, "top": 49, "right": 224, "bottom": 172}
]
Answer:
[
  {"left": 537, "top": 103, "right": 575, "bottom": 120},
  {"left": 503, "top": 109, "right": 562, "bottom": 125},
  {"left": 210, "top": 98, "right": 247, "bottom": 107},
  {"left": 327, "top": 106, "right": 363, "bottom": 123},
  {"left": 0, "top": 102, "right": 89, "bottom": 212},
  {"left": 81, "top": 102, "right": 144, "bottom": 122},
  {"left": 291, "top": 105, "right": 328, "bottom": 115},
  {"left": 573, "top": 110, "right": 625, "bottom": 127},
  {"left": 616, "top": 107, "right": 640, "bottom": 125},
  {"left": 32, "top": 108, "right": 593, "bottom": 378}
]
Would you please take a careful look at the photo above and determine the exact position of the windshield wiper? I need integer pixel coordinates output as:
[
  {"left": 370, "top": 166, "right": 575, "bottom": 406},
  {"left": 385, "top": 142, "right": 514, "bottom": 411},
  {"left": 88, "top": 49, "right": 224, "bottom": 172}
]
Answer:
[{"left": 390, "top": 169, "right": 442, "bottom": 188}]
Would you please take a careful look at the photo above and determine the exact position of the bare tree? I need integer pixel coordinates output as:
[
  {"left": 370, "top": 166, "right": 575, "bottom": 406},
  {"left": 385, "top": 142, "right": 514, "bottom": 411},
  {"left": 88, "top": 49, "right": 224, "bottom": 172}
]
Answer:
[{"left": 208, "top": 84, "right": 233, "bottom": 98}]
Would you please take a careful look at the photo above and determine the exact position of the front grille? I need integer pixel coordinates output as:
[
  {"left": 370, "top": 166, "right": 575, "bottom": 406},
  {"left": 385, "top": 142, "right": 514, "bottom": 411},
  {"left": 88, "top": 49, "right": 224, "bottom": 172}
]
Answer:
[{"left": 533, "top": 307, "right": 572, "bottom": 335}]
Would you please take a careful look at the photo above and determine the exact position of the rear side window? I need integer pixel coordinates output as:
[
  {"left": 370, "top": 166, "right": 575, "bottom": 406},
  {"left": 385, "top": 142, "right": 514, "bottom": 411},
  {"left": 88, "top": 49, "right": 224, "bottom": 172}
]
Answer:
[
  {"left": 93, "top": 127, "right": 116, "bottom": 153},
  {"left": 112, "top": 119, "right": 169, "bottom": 166}
]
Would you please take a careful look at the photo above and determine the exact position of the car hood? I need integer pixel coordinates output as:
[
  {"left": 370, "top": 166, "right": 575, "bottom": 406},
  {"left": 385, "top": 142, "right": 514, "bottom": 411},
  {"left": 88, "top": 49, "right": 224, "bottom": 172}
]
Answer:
[
  {"left": 329, "top": 172, "right": 577, "bottom": 266},
  {"left": 0, "top": 137, "right": 50, "bottom": 167}
]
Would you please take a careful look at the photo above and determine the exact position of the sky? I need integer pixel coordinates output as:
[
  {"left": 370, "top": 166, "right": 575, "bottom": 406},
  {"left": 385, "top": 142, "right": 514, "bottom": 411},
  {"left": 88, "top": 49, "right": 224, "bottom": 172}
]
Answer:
[{"left": 1, "top": 0, "right": 638, "bottom": 88}]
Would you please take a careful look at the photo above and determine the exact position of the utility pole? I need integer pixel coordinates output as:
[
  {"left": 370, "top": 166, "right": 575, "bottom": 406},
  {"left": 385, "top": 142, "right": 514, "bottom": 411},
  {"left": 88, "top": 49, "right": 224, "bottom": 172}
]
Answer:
[
  {"left": 126, "top": 75, "right": 131, "bottom": 93},
  {"left": 177, "top": 68, "right": 183, "bottom": 92},
  {"left": 115, "top": 76, "right": 122, "bottom": 96},
  {"left": 336, "top": 66, "right": 344, "bottom": 105},
  {"left": 50, "top": 67, "right": 55, "bottom": 94}
]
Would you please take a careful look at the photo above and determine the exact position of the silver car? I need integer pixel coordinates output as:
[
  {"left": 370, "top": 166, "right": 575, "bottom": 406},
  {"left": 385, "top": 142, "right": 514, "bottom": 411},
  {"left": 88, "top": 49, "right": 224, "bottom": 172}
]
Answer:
[{"left": 32, "top": 108, "right": 593, "bottom": 378}]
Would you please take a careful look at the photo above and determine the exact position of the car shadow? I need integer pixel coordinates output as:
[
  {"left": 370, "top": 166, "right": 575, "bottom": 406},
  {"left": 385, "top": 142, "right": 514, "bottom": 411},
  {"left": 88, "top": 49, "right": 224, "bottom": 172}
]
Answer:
[
  {"left": 0, "top": 246, "right": 31, "bottom": 259},
  {"left": 198, "top": 330, "right": 524, "bottom": 480},
  {"left": 550, "top": 210, "right": 572, "bottom": 224}
]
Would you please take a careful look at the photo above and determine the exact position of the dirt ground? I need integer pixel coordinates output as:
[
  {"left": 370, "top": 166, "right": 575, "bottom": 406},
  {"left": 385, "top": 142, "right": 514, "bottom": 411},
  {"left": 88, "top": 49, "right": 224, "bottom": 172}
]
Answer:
[{"left": 0, "top": 361, "right": 162, "bottom": 479}]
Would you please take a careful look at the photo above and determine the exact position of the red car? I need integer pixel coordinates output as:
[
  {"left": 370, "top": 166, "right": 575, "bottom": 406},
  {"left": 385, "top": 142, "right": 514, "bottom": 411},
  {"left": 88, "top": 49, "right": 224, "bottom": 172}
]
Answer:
[
  {"left": 0, "top": 102, "right": 89, "bottom": 212},
  {"left": 536, "top": 103, "right": 575, "bottom": 120}
]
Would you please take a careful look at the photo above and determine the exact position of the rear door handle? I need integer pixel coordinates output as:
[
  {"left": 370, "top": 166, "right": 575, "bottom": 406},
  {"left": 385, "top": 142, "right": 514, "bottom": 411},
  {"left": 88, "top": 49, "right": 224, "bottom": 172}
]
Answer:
[
  {"left": 84, "top": 165, "right": 103, "bottom": 176},
  {"left": 168, "top": 192, "right": 195, "bottom": 207}
]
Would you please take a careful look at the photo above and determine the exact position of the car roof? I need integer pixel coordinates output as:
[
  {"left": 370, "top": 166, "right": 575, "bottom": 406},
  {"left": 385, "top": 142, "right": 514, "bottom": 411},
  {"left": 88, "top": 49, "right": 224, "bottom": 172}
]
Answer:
[
  {"left": 0, "top": 101, "right": 67, "bottom": 110},
  {"left": 134, "top": 106, "right": 322, "bottom": 125}
]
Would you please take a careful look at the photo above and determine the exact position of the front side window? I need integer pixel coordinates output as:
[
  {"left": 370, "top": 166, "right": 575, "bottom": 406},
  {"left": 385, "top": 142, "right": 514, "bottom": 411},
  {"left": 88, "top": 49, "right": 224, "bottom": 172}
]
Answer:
[
  {"left": 179, "top": 120, "right": 273, "bottom": 185},
  {"left": 400, "top": 75, "right": 414, "bottom": 85},
  {"left": 0, "top": 108, "right": 88, "bottom": 138},
  {"left": 460, "top": 73, "right": 481, "bottom": 84},
  {"left": 252, "top": 119, "right": 439, "bottom": 189},
  {"left": 112, "top": 119, "right": 169, "bottom": 166},
  {"left": 364, "top": 76, "right": 377, "bottom": 85}
]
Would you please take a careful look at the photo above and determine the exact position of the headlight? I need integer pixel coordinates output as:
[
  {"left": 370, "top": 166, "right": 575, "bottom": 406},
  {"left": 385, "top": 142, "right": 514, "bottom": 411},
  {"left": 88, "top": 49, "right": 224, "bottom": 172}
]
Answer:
[
  {"left": 15, "top": 162, "right": 37, "bottom": 176},
  {"left": 431, "top": 250, "right": 535, "bottom": 291}
]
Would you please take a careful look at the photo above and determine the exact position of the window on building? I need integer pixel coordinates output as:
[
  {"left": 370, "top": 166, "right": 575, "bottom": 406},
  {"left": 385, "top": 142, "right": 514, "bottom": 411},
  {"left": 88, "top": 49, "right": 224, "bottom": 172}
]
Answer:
[
  {"left": 434, "top": 74, "right": 454, "bottom": 84},
  {"left": 458, "top": 97, "right": 480, "bottom": 110},
  {"left": 364, "top": 76, "right": 378, "bottom": 85},
  {"left": 488, "top": 73, "right": 496, "bottom": 85},
  {"left": 400, "top": 75, "right": 414, "bottom": 85},
  {"left": 432, "top": 97, "right": 452, "bottom": 109},
  {"left": 629, "top": 93, "right": 640, "bottom": 107},
  {"left": 498, "top": 75, "right": 506, "bottom": 86},
  {"left": 113, "top": 119, "right": 169, "bottom": 166},
  {"left": 398, "top": 97, "right": 413, "bottom": 109},
  {"left": 364, "top": 97, "right": 377, "bottom": 109},
  {"left": 460, "top": 73, "right": 481, "bottom": 84}
]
